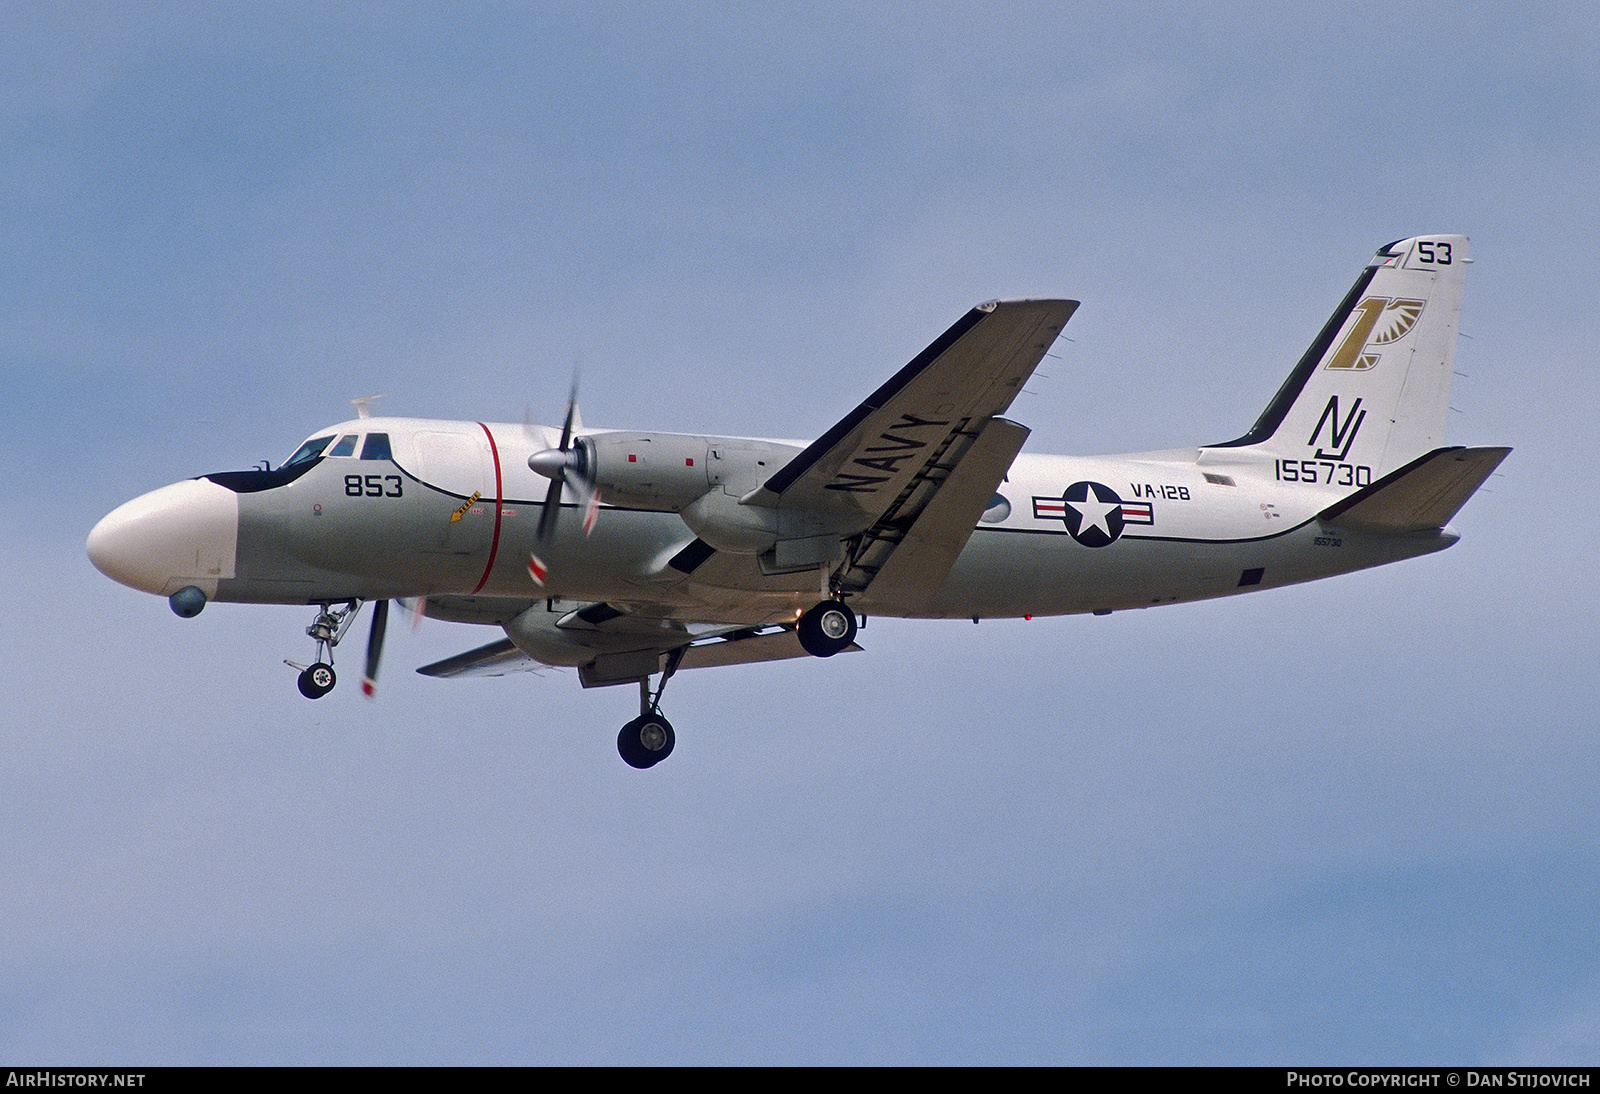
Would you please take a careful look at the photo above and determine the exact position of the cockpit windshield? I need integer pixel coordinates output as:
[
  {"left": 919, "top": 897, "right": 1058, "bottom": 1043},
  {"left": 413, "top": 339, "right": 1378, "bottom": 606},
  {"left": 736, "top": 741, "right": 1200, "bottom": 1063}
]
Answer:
[{"left": 283, "top": 435, "right": 335, "bottom": 468}]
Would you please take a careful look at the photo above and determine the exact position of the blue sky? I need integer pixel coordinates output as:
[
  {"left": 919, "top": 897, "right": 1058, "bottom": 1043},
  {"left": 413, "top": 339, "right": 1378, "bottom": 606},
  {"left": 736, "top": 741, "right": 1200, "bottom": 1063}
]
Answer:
[{"left": 3, "top": 0, "right": 1597, "bottom": 1064}]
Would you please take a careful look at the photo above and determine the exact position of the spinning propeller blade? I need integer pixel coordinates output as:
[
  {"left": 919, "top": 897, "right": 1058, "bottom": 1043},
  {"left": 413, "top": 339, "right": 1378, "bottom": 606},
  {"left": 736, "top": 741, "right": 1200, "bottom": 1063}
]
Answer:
[
  {"left": 361, "top": 598, "right": 389, "bottom": 698},
  {"left": 397, "top": 595, "right": 427, "bottom": 631},
  {"left": 526, "top": 379, "right": 600, "bottom": 578}
]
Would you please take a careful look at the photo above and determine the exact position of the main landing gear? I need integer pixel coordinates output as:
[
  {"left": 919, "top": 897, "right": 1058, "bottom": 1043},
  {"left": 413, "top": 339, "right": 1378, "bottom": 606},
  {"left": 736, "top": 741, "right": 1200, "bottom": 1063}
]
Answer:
[
  {"left": 618, "top": 648, "right": 683, "bottom": 769},
  {"left": 796, "top": 598, "right": 857, "bottom": 658},
  {"left": 612, "top": 596, "right": 857, "bottom": 768},
  {"left": 615, "top": 599, "right": 856, "bottom": 767},
  {"left": 618, "top": 710, "right": 675, "bottom": 769},
  {"left": 286, "top": 600, "right": 359, "bottom": 699}
]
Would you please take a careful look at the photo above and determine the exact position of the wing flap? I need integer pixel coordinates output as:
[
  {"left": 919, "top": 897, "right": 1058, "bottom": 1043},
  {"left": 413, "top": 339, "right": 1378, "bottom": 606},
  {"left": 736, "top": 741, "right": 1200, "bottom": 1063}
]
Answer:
[
  {"left": 1319, "top": 445, "right": 1510, "bottom": 533},
  {"left": 843, "top": 416, "right": 1030, "bottom": 607}
]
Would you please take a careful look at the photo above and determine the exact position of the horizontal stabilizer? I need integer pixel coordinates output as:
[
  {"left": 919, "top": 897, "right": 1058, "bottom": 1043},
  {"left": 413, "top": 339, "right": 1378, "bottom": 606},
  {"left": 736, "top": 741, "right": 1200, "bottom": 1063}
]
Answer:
[{"left": 1318, "top": 446, "right": 1510, "bottom": 533}]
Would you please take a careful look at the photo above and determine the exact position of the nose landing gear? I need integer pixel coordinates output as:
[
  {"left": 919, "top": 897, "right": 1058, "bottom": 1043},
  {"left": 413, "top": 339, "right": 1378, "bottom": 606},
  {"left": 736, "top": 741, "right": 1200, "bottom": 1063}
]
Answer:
[{"left": 285, "top": 600, "right": 359, "bottom": 699}]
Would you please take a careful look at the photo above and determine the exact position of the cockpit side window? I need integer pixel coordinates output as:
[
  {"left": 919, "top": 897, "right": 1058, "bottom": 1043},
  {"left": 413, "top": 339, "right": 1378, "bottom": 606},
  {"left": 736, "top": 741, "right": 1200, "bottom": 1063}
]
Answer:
[
  {"left": 360, "top": 433, "right": 393, "bottom": 460},
  {"left": 328, "top": 434, "right": 359, "bottom": 457},
  {"left": 283, "top": 435, "right": 335, "bottom": 467}
]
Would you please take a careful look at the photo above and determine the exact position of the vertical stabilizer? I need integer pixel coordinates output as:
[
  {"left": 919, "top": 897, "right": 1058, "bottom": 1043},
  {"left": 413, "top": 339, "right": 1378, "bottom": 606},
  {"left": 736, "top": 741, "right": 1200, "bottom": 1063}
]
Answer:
[{"left": 1212, "top": 235, "right": 1468, "bottom": 479}]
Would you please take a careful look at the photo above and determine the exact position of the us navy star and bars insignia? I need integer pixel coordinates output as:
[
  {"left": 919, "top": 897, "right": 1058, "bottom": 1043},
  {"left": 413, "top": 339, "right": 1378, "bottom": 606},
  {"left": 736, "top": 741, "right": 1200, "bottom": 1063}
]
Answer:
[{"left": 1032, "top": 481, "right": 1153, "bottom": 547}]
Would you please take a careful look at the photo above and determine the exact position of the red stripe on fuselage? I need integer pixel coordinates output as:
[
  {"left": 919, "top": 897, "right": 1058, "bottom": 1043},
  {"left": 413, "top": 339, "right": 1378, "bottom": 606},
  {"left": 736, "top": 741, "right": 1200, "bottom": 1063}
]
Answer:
[{"left": 470, "top": 422, "right": 504, "bottom": 594}]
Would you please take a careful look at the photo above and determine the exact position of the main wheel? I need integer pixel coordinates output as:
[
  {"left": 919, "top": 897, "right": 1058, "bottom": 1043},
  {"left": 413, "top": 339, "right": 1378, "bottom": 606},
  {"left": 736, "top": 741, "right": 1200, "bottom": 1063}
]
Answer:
[
  {"left": 797, "top": 599, "right": 856, "bottom": 658},
  {"left": 618, "top": 713, "right": 676, "bottom": 769},
  {"left": 298, "top": 662, "right": 336, "bottom": 699}
]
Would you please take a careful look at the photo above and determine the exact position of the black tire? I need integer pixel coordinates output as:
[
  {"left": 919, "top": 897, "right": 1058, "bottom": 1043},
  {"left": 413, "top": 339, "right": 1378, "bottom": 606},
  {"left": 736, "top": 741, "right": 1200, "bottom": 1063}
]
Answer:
[
  {"left": 298, "top": 662, "right": 336, "bottom": 699},
  {"left": 618, "top": 713, "right": 675, "bottom": 769},
  {"left": 797, "top": 599, "right": 856, "bottom": 658}
]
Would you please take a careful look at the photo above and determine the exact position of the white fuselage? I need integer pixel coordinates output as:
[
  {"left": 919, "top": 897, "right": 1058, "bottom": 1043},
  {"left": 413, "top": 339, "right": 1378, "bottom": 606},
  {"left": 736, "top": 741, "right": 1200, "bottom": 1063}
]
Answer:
[{"left": 87, "top": 415, "right": 1453, "bottom": 627}]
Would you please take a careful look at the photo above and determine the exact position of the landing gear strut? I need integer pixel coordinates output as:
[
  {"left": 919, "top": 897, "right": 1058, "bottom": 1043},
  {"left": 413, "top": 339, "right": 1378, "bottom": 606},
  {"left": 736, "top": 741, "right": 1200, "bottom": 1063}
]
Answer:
[
  {"left": 797, "top": 598, "right": 857, "bottom": 658},
  {"left": 286, "top": 600, "right": 360, "bottom": 699},
  {"left": 617, "top": 647, "right": 683, "bottom": 769}
]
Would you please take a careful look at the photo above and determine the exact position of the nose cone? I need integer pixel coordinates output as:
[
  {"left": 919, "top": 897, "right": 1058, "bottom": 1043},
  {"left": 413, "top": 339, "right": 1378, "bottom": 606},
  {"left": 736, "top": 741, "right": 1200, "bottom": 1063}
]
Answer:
[{"left": 88, "top": 478, "right": 239, "bottom": 597}]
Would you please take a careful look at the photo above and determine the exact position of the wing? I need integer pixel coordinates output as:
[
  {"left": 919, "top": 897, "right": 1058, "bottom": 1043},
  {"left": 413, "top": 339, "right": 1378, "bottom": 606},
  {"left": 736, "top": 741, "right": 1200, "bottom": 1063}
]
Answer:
[
  {"left": 420, "top": 301, "right": 1076, "bottom": 678},
  {"left": 743, "top": 298, "right": 1076, "bottom": 520},
  {"left": 416, "top": 609, "right": 857, "bottom": 683},
  {"left": 416, "top": 637, "right": 539, "bottom": 678},
  {"left": 738, "top": 297, "right": 1075, "bottom": 602}
]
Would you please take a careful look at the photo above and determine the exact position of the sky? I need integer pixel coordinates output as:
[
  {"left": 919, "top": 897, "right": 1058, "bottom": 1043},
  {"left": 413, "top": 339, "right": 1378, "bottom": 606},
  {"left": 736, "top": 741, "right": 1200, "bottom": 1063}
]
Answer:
[{"left": 3, "top": 0, "right": 1597, "bottom": 1065}]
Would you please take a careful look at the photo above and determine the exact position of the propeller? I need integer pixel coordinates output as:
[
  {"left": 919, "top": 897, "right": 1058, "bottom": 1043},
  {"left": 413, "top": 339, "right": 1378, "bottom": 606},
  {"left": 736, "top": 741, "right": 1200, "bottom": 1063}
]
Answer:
[
  {"left": 525, "top": 380, "right": 599, "bottom": 585},
  {"left": 361, "top": 598, "right": 389, "bottom": 698},
  {"left": 398, "top": 595, "right": 427, "bottom": 631}
]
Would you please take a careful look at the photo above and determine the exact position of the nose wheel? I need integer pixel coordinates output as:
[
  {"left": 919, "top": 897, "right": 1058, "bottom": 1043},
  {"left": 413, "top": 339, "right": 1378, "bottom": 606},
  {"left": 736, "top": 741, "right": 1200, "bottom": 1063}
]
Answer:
[{"left": 297, "top": 662, "right": 337, "bottom": 699}]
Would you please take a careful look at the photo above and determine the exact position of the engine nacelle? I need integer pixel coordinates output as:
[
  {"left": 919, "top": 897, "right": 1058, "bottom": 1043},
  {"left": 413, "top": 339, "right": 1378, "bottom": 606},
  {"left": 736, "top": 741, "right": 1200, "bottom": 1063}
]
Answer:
[
  {"left": 504, "top": 602, "right": 668, "bottom": 686},
  {"left": 588, "top": 432, "right": 712, "bottom": 511},
  {"left": 586, "top": 432, "right": 804, "bottom": 513},
  {"left": 679, "top": 488, "right": 780, "bottom": 553}
]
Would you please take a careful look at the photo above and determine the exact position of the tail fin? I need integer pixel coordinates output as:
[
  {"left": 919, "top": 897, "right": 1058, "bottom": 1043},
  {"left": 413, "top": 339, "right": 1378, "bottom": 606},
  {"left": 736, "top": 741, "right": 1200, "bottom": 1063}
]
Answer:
[{"left": 1210, "top": 235, "right": 1468, "bottom": 478}]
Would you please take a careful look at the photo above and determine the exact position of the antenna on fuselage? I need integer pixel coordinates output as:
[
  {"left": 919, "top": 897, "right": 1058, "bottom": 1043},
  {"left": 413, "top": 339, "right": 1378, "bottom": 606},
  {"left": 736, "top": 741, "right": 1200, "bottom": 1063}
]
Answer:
[{"left": 350, "top": 393, "right": 391, "bottom": 419}]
